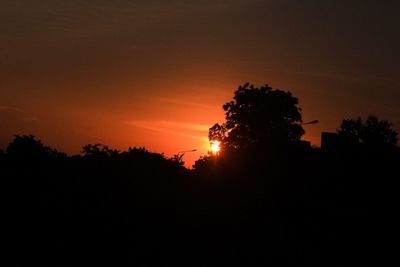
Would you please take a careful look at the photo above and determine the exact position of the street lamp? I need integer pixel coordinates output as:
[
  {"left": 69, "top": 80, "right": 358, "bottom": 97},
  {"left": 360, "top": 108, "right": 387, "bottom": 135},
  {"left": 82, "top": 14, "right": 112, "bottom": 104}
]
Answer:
[
  {"left": 301, "top": 120, "right": 319, "bottom": 125},
  {"left": 177, "top": 149, "right": 197, "bottom": 158},
  {"left": 177, "top": 149, "right": 197, "bottom": 154}
]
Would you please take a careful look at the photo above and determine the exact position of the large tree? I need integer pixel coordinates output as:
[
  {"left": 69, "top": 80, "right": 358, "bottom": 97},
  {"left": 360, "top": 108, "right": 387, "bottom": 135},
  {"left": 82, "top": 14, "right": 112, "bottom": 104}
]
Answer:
[{"left": 209, "top": 83, "right": 304, "bottom": 151}]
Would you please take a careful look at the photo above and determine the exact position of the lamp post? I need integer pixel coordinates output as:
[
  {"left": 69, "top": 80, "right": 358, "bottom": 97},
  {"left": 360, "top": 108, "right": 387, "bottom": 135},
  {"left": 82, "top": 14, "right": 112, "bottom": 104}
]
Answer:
[
  {"left": 177, "top": 149, "right": 197, "bottom": 158},
  {"left": 178, "top": 149, "right": 197, "bottom": 154},
  {"left": 301, "top": 120, "right": 319, "bottom": 125},
  {"left": 299, "top": 120, "right": 319, "bottom": 148},
  {"left": 173, "top": 149, "right": 197, "bottom": 164}
]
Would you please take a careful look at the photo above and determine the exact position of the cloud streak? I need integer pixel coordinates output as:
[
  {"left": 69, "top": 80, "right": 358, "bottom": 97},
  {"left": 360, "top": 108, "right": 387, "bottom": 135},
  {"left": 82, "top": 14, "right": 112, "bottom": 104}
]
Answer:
[
  {"left": 126, "top": 120, "right": 209, "bottom": 140},
  {"left": 0, "top": 105, "right": 23, "bottom": 113},
  {"left": 0, "top": 105, "right": 38, "bottom": 121},
  {"left": 152, "top": 97, "right": 217, "bottom": 110}
]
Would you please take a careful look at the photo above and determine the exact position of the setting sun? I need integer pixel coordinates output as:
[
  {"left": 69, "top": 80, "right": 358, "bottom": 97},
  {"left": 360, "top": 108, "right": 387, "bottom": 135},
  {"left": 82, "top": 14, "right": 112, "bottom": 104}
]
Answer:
[{"left": 210, "top": 140, "right": 221, "bottom": 155}]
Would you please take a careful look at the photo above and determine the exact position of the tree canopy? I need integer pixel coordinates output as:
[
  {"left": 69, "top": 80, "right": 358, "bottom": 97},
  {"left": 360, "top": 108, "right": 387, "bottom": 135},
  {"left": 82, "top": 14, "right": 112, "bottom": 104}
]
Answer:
[
  {"left": 209, "top": 83, "right": 304, "bottom": 151},
  {"left": 338, "top": 115, "right": 398, "bottom": 148},
  {"left": 6, "top": 134, "right": 64, "bottom": 160}
]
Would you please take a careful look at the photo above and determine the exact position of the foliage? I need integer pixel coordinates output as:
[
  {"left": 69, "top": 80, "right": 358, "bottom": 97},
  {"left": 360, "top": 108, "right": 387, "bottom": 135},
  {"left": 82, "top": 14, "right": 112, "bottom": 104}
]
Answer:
[
  {"left": 338, "top": 115, "right": 398, "bottom": 148},
  {"left": 6, "top": 134, "right": 65, "bottom": 160},
  {"left": 209, "top": 83, "right": 304, "bottom": 151},
  {"left": 169, "top": 153, "right": 185, "bottom": 166},
  {"left": 82, "top": 143, "right": 121, "bottom": 158}
]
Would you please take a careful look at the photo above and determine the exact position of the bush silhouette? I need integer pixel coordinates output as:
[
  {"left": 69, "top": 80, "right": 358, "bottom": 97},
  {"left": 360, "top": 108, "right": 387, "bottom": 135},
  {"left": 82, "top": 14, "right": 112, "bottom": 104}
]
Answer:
[{"left": 338, "top": 115, "right": 398, "bottom": 148}]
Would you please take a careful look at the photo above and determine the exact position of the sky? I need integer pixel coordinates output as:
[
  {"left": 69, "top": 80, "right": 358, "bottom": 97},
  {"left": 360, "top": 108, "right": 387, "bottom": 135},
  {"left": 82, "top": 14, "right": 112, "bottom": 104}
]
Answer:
[{"left": 1, "top": 0, "right": 399, "bottom": 166}]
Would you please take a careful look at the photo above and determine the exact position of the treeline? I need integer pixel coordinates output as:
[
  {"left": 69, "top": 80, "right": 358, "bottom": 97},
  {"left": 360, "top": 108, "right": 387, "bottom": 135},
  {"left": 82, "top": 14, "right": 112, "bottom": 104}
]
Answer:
[{"left": 2, "top": 84, "right": 399, "bottom": 266}]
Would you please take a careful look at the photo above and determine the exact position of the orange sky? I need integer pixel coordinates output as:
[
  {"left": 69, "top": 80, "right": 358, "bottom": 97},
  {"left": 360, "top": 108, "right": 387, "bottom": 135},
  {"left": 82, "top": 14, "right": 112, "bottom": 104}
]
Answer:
[{"left": 1, "top": 0, "right": 399, "bottom": 167}]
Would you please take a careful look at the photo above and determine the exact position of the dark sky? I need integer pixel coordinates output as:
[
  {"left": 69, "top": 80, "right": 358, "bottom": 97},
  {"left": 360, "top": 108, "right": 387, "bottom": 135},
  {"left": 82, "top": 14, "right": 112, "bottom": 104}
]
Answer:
[{"left": 1, "top": 0, "right": 399, "bottom": 165}]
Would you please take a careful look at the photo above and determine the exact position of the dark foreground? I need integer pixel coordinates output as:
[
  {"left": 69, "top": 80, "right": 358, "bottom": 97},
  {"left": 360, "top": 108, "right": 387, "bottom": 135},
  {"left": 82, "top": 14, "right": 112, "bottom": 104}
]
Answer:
[{"left": 2, "top": 137, "right": 397, "bottom": 266}]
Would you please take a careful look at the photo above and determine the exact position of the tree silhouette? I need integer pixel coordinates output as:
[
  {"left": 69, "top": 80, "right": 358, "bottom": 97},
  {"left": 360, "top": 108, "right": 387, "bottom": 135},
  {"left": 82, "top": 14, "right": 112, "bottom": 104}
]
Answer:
[
  {"left": 209, "top": 83, "right": 304, "bottom": 151},
  {"left": 338, "top": 115, "right": 398, "bottom": 148},
  {"left": 82, "top": 143, "right": 120, "bottom": 158},
  {"left": 169, "top": 153, "right": 185, "bottom": 166},
  {"left": 6, "top": 134, "right": 62, "bottom": 160}
]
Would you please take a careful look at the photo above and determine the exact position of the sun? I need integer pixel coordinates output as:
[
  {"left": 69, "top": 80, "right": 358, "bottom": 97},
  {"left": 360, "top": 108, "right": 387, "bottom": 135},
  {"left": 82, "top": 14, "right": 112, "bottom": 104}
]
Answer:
[{"left": 210, "top": 140, "right": 221, "bottom": 155}]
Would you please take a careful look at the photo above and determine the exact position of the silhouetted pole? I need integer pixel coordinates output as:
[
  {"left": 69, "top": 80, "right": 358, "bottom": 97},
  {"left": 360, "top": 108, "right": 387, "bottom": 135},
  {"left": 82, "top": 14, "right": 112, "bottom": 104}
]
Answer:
[
  {"left": 178, "top": 149, "right": 197, "bottom": 154},
  {"left": 177, "top": 149, "right": 197, "bottom": 157},
  {"left": 301, "top": 120, "right": 319, "bottom": 125}
]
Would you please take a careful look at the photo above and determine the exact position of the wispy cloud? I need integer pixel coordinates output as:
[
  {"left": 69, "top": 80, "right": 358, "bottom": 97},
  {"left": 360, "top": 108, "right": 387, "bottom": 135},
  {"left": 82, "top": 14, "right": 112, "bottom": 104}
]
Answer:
[
  {"left": 157, "top": 121, "right": 209, "bottom": 131},
  {"left": 126, "top": 120, "right": 209, "bottom": 140},
  {"left": 0, "top": 105, "right": 23, "bottom": 113},
  {"left": 21, "top": 116, "right": 38, "bottom": 121},
  {"left": 152, "top": 97, "right": 216, "bottom": 110},
  {"left": 291, "top": 70, "right": 387, "bottom": 85},
  {"left": 0, "top": 105, "right": 38, "bottom": 121}
]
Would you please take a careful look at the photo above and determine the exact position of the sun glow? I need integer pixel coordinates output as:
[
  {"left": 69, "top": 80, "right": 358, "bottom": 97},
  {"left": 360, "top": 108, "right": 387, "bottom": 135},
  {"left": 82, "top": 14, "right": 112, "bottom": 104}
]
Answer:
[{"left": 210, "top": 140, "right": 221, "bottom": 155}]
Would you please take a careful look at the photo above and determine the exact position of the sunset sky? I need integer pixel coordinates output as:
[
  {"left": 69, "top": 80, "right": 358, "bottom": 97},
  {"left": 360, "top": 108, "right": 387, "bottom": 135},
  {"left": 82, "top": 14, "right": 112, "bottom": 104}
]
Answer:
[{"left": 1, "top": 0, "right": 399, "bottom": 166}]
